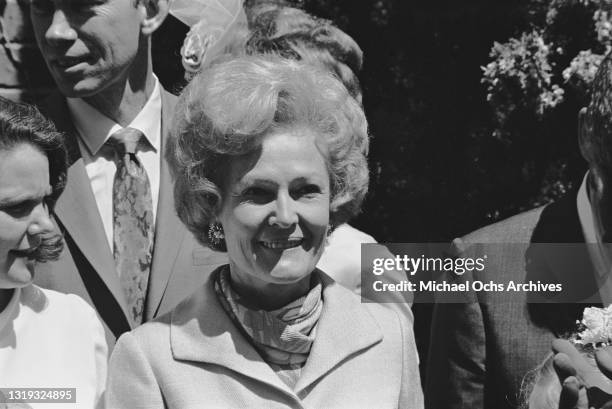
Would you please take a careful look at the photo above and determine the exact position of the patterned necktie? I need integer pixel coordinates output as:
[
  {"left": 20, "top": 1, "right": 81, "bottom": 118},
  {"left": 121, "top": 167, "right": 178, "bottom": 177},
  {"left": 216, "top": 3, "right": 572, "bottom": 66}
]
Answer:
[{"left": 107, "top": 127, "right": 154, "bottom": 326}]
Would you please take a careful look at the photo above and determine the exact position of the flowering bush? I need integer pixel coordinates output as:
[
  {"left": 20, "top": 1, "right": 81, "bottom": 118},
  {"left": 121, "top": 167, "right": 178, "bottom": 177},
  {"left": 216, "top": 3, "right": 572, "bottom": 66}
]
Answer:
[
  {"left": 483, "top": 0, "right": 612, "bottom": 130},
  {"left": 563, "top": 49, "right": 606, "bottom": 89},
  {"left": 477, "top": 0, "right": 612, "bottom": 206},
  {"left": 483, "top": 30, "right": 564, "bottom": 117}
]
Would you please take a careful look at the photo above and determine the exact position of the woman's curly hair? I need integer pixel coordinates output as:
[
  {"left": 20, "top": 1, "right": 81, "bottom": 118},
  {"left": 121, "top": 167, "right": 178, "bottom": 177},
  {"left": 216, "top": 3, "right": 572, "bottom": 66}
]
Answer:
[
  {"left": 167, "top": 55, "right": 369, "bottom": 249},
  {"left": 246, "top": 4, "right": 364, "bottom": 102}
]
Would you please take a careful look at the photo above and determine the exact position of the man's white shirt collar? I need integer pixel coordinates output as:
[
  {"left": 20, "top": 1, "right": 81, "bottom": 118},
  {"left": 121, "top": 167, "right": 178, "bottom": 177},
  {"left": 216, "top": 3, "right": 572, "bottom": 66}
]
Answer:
[
  {"left": 577, "top": 172, "right": 600, "bottom": 245},
  {"left": 66, "top": 77, "right": 161, "bottom": 154},
  {"left": 64, "top": 77, "right": 162, "bottom": 253}
]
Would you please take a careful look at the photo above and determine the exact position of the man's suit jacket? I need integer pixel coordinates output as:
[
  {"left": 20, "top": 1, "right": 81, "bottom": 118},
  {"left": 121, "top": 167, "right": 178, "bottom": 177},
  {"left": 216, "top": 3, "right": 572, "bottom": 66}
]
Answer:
[
  {"left": 106, "top": 269, "right": 424, "bottom": 409},
  {"left": 425, "top": 194, "right": 601, "bottom": 409},
  {"left": 35, "top": 90, "right": 228, "bottom": 349}
]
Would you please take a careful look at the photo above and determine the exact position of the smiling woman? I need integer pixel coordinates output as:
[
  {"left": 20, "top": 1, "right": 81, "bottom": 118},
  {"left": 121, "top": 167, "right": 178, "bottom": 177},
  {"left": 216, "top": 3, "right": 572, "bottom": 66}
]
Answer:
[
  {"left": 105, "top": 55, "right": 423, "bottom": 409},
  {"left": 218, "top": 128, "right": 332, "bottom": 309},
  {"left": 0, "top": 98, "right": 107, "bottom": 409}
]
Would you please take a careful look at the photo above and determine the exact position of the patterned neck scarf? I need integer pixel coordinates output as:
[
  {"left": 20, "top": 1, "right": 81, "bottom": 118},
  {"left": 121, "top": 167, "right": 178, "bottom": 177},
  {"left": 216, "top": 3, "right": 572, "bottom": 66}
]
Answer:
[{"left": 214, "top": 266, "right": 323, "bottom": 366}]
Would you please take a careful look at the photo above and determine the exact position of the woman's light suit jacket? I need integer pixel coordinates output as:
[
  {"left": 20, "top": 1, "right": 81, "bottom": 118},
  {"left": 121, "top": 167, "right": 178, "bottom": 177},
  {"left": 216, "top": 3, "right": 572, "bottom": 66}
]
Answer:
[{"left": 106, "top": 269, "right": 424, "bottom": 409}]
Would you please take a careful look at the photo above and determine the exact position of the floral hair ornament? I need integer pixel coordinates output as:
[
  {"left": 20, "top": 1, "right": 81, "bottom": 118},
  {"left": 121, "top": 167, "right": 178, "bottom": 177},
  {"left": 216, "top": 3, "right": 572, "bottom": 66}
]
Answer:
[
  {"left": 573, "top": 305, "right": 612, "bottom": 348},
  {"left": 169, "top": 0, "right": 248, "bottom": 80}
]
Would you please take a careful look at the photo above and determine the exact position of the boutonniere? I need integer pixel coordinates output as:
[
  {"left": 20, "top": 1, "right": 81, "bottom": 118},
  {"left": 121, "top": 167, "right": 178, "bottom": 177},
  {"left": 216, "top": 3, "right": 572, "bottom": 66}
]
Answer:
[{"left": 574, "top": 305, "right": 612, "bottom": 347}]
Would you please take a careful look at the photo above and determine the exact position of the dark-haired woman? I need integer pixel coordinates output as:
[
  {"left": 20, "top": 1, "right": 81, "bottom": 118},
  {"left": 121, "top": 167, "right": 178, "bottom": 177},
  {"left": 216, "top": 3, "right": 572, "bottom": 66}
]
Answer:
[{"left": 0, "top": 98, "right": 106, "bottom": 409}]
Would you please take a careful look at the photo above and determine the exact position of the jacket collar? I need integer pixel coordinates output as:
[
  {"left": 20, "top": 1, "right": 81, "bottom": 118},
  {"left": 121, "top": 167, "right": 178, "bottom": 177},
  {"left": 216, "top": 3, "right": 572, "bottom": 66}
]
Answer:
[
  {"left": 529, "top": 192, "right": 599, "bottom": 304},
  {"left": 170, "top": 268, "right": 383, "bottom": 398},
  {"left": 145, "top": 89, "right": 189, "bottom": 320},
  {"left": 526, "top": 191, "right": 602, "bottom": 335},
  {"left": 65, "top": 78, "right": 162, "bottom": 156},
  {"left": 44, "top": 93, "right": 129, "bottom": 321},
  {"left": 532, "top": 191, "right": 585, "bottom": 243}
]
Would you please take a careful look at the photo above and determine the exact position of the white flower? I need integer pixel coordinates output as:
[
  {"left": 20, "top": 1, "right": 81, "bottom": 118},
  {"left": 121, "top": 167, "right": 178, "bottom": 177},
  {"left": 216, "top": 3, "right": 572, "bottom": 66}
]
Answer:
[{"left": 575, "top": 305, "right": 612, "bottom": 346}]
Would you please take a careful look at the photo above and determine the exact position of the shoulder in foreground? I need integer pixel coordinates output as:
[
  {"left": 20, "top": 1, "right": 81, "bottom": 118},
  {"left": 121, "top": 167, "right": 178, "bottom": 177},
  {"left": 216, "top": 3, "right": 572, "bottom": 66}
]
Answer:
[
  {"left": 25, "top": 284, "right": 94, "bottom": 315},
  {"left": 458, "top": 205, "right": 546, "bottom": 246},
  {"left": 129, "top": 308, "right": 173, "bottom": 344},
  {"left": 329, "top": 224, "right": 376, "bottom": 244},
  {"left": 361, "top": 298, "right": 405, "bottom": 329},
  {"left": 23, "top": 286, "right": 106, "bottom": 349},
  {"left": 321, "top": 272, "right": 403, "bottom": 331},
  {"left": 127, "top": 278, "right": 209, "bottom": 343}
]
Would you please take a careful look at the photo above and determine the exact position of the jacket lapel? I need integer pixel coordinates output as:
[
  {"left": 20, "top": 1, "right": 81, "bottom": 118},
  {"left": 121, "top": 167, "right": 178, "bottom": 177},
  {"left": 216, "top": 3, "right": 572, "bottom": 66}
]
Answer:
[
  {"left": 294, "top": 273, "right": 383, "bottom": 393},
  {"left": 170, "top": 270, "right": 383, "bottom": 400},
  {"left": 45, "top": 93, "right": 131, "bottom": 323},
  {"left": 527, "top": 193, "right": 603, "bottom": 335},
  {"left": 533, "top": 195, "right": 600, "bottom": 305},
  {"left": 531, "top": 193, "right": 586, "bottom": 244},
  {"left": 146, "top": 90, "right": 189, "bottom": 320},
  {"left": 170, "top": 271, "right": 297, "bottom": 401}
]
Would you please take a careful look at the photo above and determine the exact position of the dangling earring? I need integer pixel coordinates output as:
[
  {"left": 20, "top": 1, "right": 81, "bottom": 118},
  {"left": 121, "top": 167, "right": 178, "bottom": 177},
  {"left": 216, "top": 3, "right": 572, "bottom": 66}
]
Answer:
[{"left": 208, "top": 223, "right": 225, "bottom": 248}]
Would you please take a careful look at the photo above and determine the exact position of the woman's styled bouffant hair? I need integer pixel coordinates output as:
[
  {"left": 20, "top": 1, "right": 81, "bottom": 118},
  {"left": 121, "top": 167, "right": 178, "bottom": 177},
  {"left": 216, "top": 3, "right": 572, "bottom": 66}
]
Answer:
[
  {"left": 168, "top": 55, "right": 369, "bottom": 249},
  {"left": 245, "top": 4, "right": 364, "bottom": 102}
]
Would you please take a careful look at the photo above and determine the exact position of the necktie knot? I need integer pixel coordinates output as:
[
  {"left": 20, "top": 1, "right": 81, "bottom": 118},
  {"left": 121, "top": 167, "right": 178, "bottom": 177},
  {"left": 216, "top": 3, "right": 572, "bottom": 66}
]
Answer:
[{"left": 108, "top": 127, "right": 145, "bottom": 155}]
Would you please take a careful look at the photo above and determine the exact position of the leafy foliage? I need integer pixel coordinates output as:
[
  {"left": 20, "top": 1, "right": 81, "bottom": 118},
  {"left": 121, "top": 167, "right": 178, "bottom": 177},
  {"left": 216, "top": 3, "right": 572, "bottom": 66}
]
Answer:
[
  {"left": 473, "top": 0, "right": 612, "bottom": 213},
  {"left": 483, "top": 0, "right": 612, "bottom": 131},
  {"left": 482, "top": 30, "right": 564, "bottom": 120},
  {"left": 153, "top": 0, "right": 599, "bottom": 242}
]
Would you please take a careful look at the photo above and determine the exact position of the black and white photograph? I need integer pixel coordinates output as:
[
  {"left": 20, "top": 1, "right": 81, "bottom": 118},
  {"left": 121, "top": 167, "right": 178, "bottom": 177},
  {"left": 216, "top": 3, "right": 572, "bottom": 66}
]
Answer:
[{"left": 1, "top": 0, "right": 612, "bottom": 407}]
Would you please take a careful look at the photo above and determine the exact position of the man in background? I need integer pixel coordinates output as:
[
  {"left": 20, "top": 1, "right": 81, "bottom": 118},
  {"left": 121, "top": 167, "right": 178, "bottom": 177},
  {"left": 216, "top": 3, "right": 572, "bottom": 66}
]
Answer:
[
  {"left": 426, "top": 53, "right": 612, "bottom": 409},
  {"left": 29, "top": 0, "right": 227, "bottom": 348}
]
